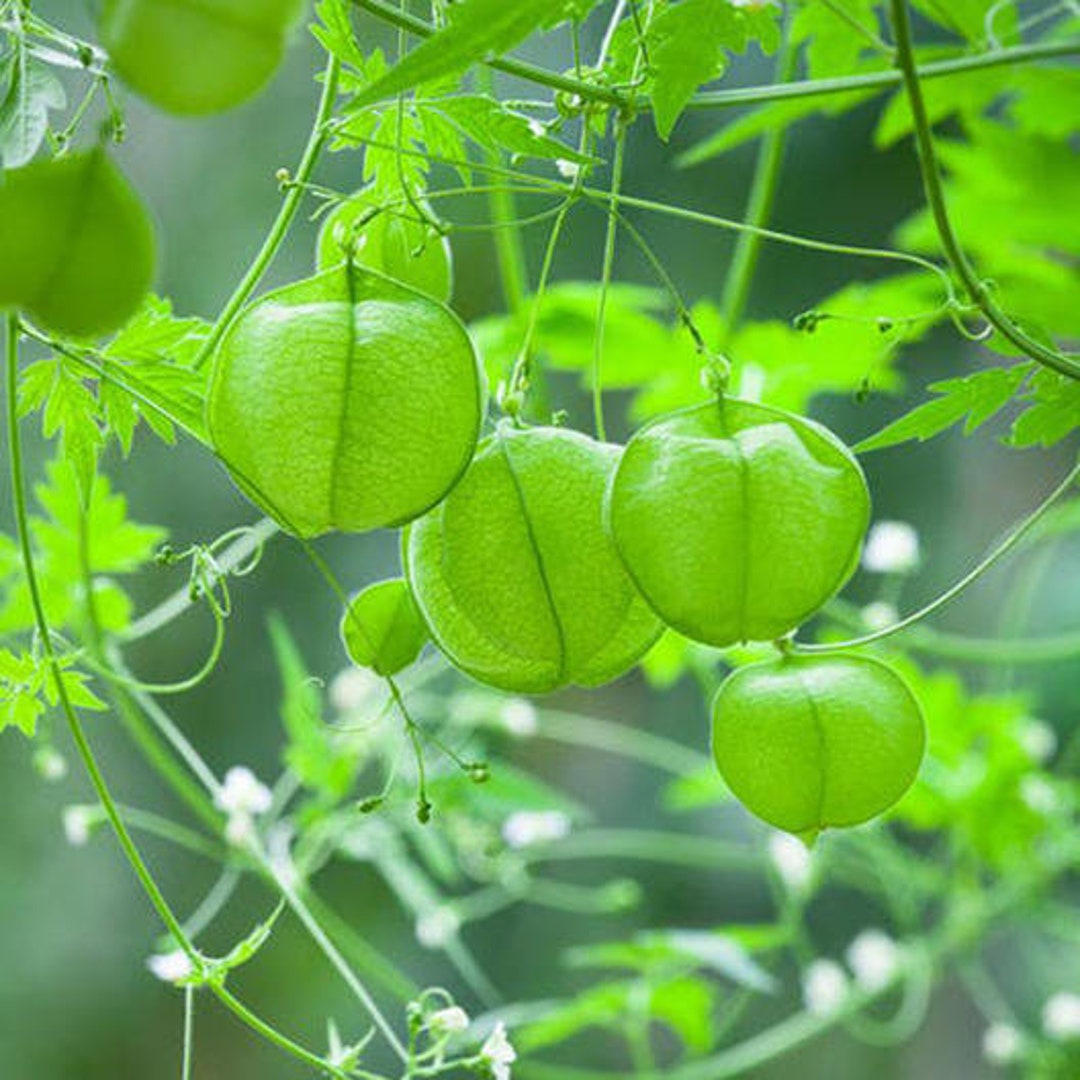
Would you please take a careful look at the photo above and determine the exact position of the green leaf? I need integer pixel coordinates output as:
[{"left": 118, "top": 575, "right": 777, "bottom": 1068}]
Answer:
[
  {"left": 347, "top": 0, "right": 597, "bottom": 110},
  {"left": 856, "top": 364, "right": 1032, "bottom": 453},
  {"left": 677, "top": 86, "right": 878, "bottom": 166},
  {"left": 792, "top": 0, "right": 881, "bottom": 79},
  {"left": 1009, "top": 370, "right": 1080, "bottom": 449},
  {"left": 911, "top": 0, "right": 1016, "bottom": 42},
  {"left": 18, "top": 357, "right": 104, "bottom": 501},
  {"left": 649, "top": 975, "right": 717, "bottom": 1054},
  {"left": 516, "top": 982, "right": 629, "bottom": 1053},
  {"left": 269, "top": 615, "right": 361, "bottom": 803},
  {"left": 472, "top": 282, "right": 674, "bottom": 393},
  {"left": 421, "top": 96, "right": 593, "bottom": 165},
  {"left": 0, "top": 45, "right": 66, "bottom": 169},
  {"left": 647, "top": 0, "right": 781, "bottom": 139}
]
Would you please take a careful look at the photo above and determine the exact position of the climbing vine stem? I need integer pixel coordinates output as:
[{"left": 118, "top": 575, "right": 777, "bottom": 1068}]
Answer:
[{"left": 888, "top": 0, "right": 1080, "bottom": 381}]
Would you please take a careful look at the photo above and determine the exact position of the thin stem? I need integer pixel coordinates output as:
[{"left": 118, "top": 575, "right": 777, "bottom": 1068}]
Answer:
[
  {"left": 268, "top": 853, "right": 409, "bottom": 1062},
  {"left": 825, "top": 599, "right": 1080, "bottom": 665},
  {"left": 794, "top": 457, "right": 1080, "bottom": 654},
  {"left": 5, "top": 315, "right": 195, "bottom": 961},
  {"left": 592, "top": 128, "right": 626, "bottom": 441},
  {"left": 191, "top": 54, "right": 342, "bottom": 371},
  {"left": 478, "top": 69, "right": 529, "bottom": 315},
  {"left": 181, "top": 986, "right": 195, "bottom": 1080},
  {"left": 719, "top": 30, "right": 799, "bottom": 343},
  {"left": 888, "top": 0, "right": 1080, "bottom": 380}
]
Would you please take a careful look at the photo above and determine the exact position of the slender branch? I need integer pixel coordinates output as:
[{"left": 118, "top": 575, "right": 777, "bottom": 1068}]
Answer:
[
  {"left": 191, "top": 54, "right": 342, "bottom": 371},
  {"left": 351, "top": 0, "right": 1079, "bottom": 114},
  {"left": 794, "top": 456, "right": 1080, "bottom": 654},
  {"left": 888, "top": 0, "right": 1080, "bottom": 380},
  {"left": 478, "top": 69, "right": 529, "bottom": 315},
  {"left": 719, "top": 28, "right": 799, "bottom": 343},
  {"left": 592, "top": 128, "right": 626, "bottom": 441}
]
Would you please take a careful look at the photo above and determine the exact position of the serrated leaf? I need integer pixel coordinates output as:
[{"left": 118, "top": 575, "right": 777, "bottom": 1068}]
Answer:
[
  {"left": 648, "top": 0, "right": 780, "bottom": 139},
  {"left": 422, "top": 96, "right": 592, "bottom": 165},
  {"left": 856, "top": 364, "right": 1032, "bottom": 453},
  {"left": 793, "top": 0, "right": 880, "bottom": 79},
  {"left": 347, "top": 0, "right": 597, "bottom": 110},
  {"left": 0, "top": 46, "right": 66, "bottom": 169},
  {"left": 1009, "top": 369, "right": 1080, "bottom": 448},
  {"left": 18, "top": 357, "right": 103, "bottom": 501}
]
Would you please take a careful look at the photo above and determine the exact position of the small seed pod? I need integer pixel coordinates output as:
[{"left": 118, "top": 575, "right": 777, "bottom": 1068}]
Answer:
[
  {"left": 405, "top": 425, "right": 663, "bottom": 694},
  {"left": 317, "top": 189, "right": 453, "bottom": 303},
  {"left": 711, "top": 654, "right": 925, "bottom": 840},
  {"left": 340, "top": 579, "right": 429, "bottom": 677},
  {"left": 0, "top": 149, "right": 155, "bottom": 337},
  {"left": 98, "top": 0, "right": 304, "bottom": 115},
  {"left": 605, "top": 399, "right": 871, "bottom": 647},
  {"left": 207, "top": 264, "right": 484, "bottom": 537}
]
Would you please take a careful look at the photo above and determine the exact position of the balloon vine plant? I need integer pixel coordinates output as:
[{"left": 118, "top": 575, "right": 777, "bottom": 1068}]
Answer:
[{"left": 2, "top": 0, "right": 1079, "bottom": 1077}]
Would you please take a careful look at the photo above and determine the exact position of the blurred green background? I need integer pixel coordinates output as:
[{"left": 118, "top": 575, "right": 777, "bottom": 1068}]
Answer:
[{"left": 2, "top": 4, "right": 1078, "bottom": 1078}]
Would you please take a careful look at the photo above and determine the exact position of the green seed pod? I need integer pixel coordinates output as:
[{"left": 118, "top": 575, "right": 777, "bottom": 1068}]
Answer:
[
  {"left": 99, "top": 0, "right": 304, "bottom": 115},
  {"left": 405, "top": 425, "right": 663, "bottom": 694},
  {"left": 340, "top": 579, "right": 429, "bottom": 676},
  {"left": 605, "top": 399, "right": 871, "bottom": 647},
  {"left": 712, "top": 654, "right": 925, "bottom": 840},
  {"left": 0, "top": 149, "right": 155, "bottom": 337},
  {"left": 207, "top": 264, "right": 483, "bottom": 538},
  {"left": 316, "top": 189, "right": 453, "bottom": 303}
]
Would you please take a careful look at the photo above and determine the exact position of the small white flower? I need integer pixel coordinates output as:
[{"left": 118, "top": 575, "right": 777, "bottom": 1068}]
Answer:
[
  {"left": 429, "top": 1005, "right": 470, "bottom": 1035},
  {"left": 802, "top": 959, "right": 849, "bottom": 1016},
  {"left": 982, "top": 1022, "right": 1023, "bottom": 1066},
  {"left": 861, "top": 600, "right": 899, "bottom": 632},
  {"left": 63, "top": 805, "right": 93, "bottom": 847},
  {"left": 416, "top": 907, "right": 460, "bottom": 949},
  {"left": 845, "top": 929, "right": 901, "bottom": 993},
  {"left": 555, "top": 159, "right": 581, "bottom": 180},
  {"left": 35, "top": 746, "right": 68, "bottom": 782},
  {"left": 527, "top": 118, "right": 546, "bottom": 139},
  {"left": 217, "top": 766, "right": 273, "bottom": 816},
  {"left": 1043, "top": 992, "right": 1080, "bottom": 1041},
  {"left": 501, "top": 810, "right": 572, "bottom": 849},
  {"left": 862, "top": 521, "right": 921, "bottom": 575},
  {"left": 768, "top": 831, "right": 813, "bottom": 892},
  {"left": 480, "top": 1022, "right": 517, "bottom": 1080},
  {"left": 1018, "top": 719, "right": 1057, "bottom": 764},
  {"left": 1019, "top": 775, "right": 1058, "bottom": 815},
  {"left": 329, "top": 666, "right": 383, "bottom": 714},
  {"left": 500, "top": 698, "right": 538, "bottom": 737},
  {"left": 147, "top": 949, "right": 194, "bottom": 984}
]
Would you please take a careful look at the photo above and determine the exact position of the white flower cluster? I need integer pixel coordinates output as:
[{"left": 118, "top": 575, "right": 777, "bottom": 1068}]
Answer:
[
  {"left": 215, "top": 765, "right": 273, "bottom": 846},
  {"left": 801, "top": 929, "right": 904, "bottom": 1016},
  {"left": 980, "top": 992, "right": 1080, "bottom": 1069}
]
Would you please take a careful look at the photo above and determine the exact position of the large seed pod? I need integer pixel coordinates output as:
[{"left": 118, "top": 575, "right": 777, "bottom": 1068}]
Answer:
[
  {"left": 711, "top": 654, "right": 925, "bottom": 839},
  {"left": 0, "top": 149, "right": 155, "bottom": 337},
  {"left": 606, "top": 398, "right": 871, "bottom": 647},
  {"left": 207, "top": 264, "right": 484, "bottom": 537},
  {"left": 317, "top": 189, "right": 453, "bottom": 303},
  {"left": 98, "top": 0, "right": 304, "bottom": 115},
  {"left": 405, "top": 425, "right": 663, "bottom": 694}
]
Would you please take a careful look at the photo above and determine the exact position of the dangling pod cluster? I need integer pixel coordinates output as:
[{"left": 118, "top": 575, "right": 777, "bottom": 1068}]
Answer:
[{"left": 203, "top": 188, "right": 924, "bottom": 839}]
